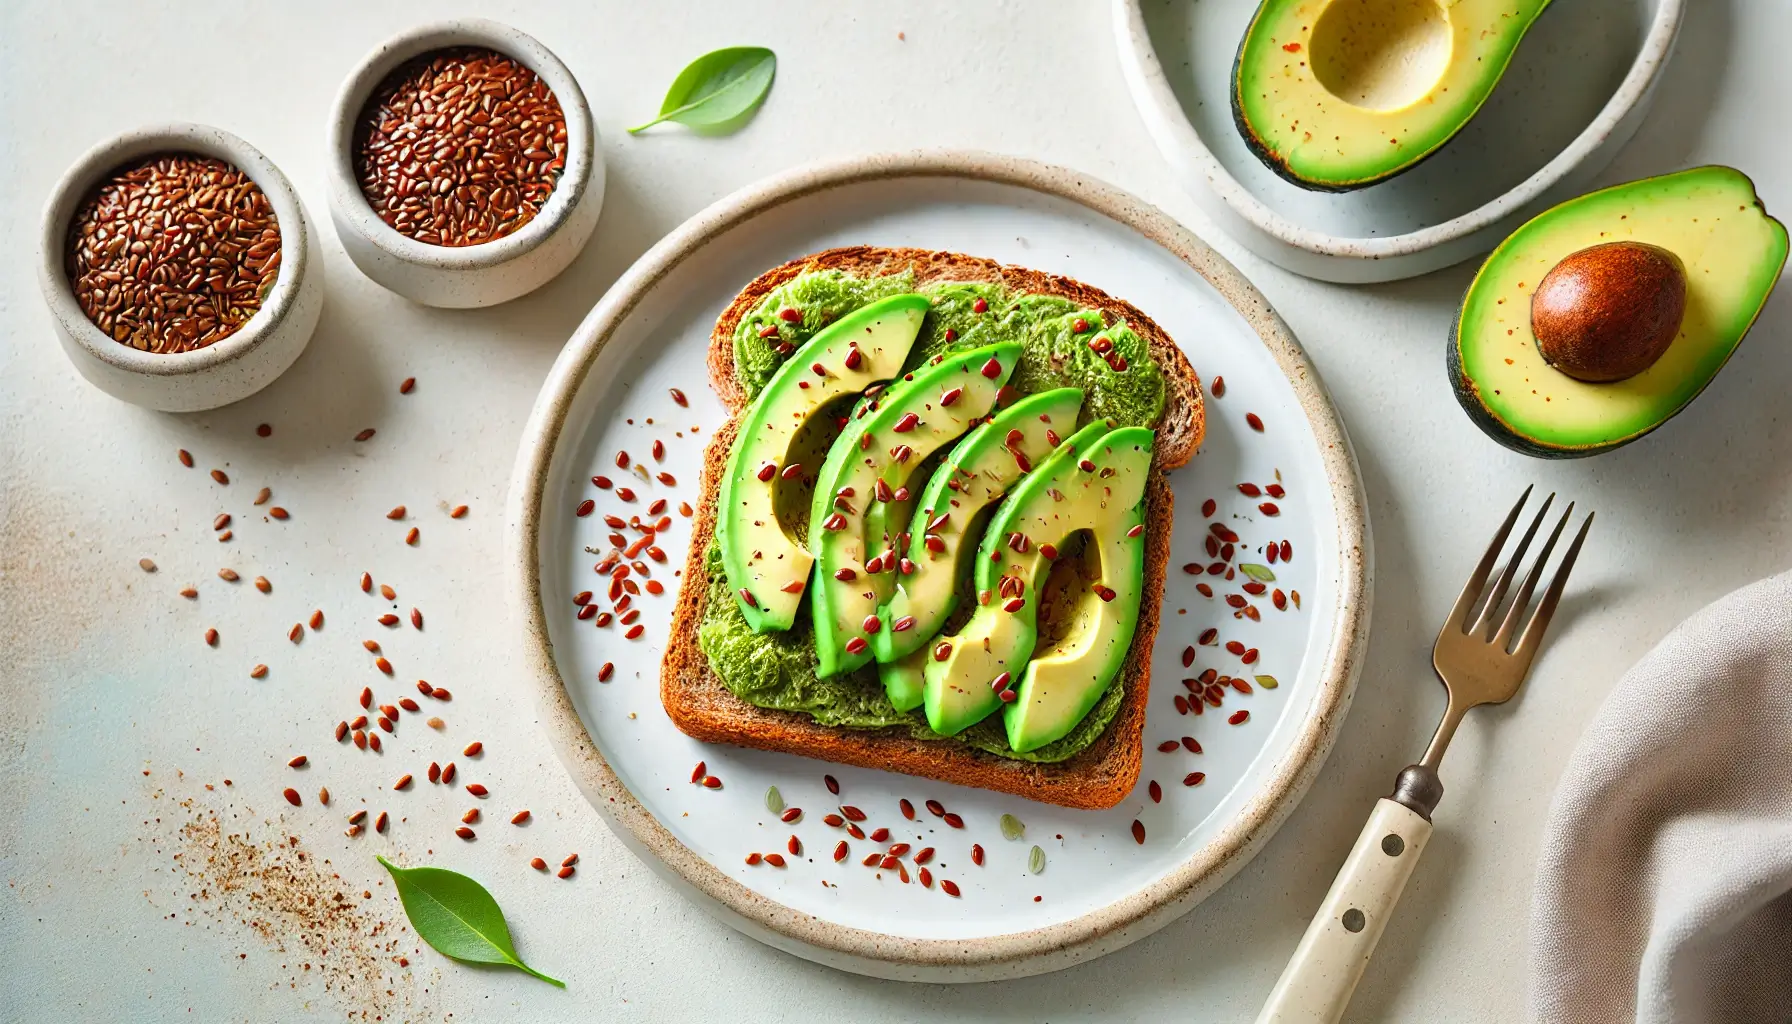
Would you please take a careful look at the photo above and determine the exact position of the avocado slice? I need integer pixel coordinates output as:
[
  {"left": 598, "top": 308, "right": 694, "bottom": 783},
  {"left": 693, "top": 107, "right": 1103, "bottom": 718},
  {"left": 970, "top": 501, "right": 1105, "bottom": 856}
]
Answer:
[
  {"left": 1450, "top": 166, "right": 1789, "bottom": 458},
  {"left": 923, "top": 422, "right": 1152, "bottom": 737},
  {"left": 809, "top": 343, "right": 1021, "bottom": 677},
  {"left": 717, "top": 294, "right": 929, "bottom": 631},
  {"left": 1004, "top": 442, "right": 1150, "bottom": 753},
  {"left": 1231, "top": 0, "right": 1550, "bottom": 191},
  {"left": 871, "top": 387, "right": 1085, "bottom": 711}
]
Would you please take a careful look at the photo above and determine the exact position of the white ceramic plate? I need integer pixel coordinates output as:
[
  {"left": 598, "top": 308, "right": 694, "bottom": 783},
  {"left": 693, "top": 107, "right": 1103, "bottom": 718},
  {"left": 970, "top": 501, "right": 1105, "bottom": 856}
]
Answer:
[
  {"left": 507, "top": 153, "right": 1370, "bottom": 981},
  {"left": 1113, "top": 0, "right": 1683, "bottom": 283}
]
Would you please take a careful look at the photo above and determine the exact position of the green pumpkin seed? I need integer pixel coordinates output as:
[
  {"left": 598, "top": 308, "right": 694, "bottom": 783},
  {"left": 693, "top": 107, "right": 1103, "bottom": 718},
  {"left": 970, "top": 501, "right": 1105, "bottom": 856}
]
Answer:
[
  {"left": 765, "top": 786, "right": 784, "bottom": 814},
  {"left": 999, "top": 813, "right": 1026, "bottom": 841},
  {"left": 1239, "top": 563, "right": 1277, "bottom": 582}
]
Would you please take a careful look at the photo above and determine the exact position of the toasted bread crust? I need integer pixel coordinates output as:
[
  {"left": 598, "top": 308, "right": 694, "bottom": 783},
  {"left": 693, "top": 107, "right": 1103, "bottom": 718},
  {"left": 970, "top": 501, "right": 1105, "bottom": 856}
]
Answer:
[{"left": 662, "top": 248, "right": 1200, "bottom": 809}]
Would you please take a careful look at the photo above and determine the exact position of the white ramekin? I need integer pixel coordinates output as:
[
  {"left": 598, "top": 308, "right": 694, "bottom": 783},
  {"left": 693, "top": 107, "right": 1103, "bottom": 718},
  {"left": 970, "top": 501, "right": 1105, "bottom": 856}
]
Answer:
[
  {"left": 324, "top": 19, "right": 604, "bottom": 308},
  {"left": 38, "top": 122, "right": 325, "bottom": 412}
]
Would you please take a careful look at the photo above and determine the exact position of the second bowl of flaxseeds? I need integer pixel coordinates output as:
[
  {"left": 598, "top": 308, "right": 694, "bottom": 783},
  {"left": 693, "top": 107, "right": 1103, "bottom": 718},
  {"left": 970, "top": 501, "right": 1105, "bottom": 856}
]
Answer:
[{"left": 326, "top": 19, "right": 603, "bottom": 308}]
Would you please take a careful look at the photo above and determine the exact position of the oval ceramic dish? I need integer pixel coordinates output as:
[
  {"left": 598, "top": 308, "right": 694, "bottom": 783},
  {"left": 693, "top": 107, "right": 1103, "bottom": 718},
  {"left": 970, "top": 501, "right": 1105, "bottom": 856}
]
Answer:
[
  {"left": 1113, "top": 0, "right": 1684, "bottom": 283},
  {"left": 324, "top": 19, "right": 603, "bottom": 308},
  {"left": 37, "top": 122, "right": 324, "bottom": 412},
  {"left": 507, "top": 153, "right": 1371, "bottom": 981}
]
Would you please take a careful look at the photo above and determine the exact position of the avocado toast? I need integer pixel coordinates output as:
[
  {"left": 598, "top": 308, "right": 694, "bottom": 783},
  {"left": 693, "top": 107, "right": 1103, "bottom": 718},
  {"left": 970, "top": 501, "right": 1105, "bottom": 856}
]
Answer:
[{"left": 660, "top": 246, "right": 1203, "bottom": 809}]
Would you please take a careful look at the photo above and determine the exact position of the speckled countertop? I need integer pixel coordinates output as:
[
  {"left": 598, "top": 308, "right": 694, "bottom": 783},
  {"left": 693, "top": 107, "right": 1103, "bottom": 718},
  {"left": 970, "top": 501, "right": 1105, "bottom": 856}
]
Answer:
[{"left": 3, "top": 1, "right": 1789, "bottom": 1020}]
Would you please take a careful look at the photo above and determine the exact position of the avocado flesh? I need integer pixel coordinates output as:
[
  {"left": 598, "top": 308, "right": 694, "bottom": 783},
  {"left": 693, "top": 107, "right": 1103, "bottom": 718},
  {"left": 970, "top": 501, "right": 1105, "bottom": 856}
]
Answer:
[
  {"left": 809, "top": 343, "right": 1020, "bottom": 678},
  {"left": 1005, "top": 433, "right": 1151, "bottom": 753},
  {"left": 872, "top": 388, "right": 1086, "bottom": 711},
  {"left": 923, "top": 422, "right": 1120, "bottom": 737},
  {"left": 717, "top": 294, "right": 929, "bottom": 631},
  {"left": 876, "top": 649, "right": 930, "bottom": 714},
  {"left": 1451, "top": 166, "right": 1789, "bottom": 457},
  {"left": 1232, "top": 0, "right": 1549, "bottom": 191}
]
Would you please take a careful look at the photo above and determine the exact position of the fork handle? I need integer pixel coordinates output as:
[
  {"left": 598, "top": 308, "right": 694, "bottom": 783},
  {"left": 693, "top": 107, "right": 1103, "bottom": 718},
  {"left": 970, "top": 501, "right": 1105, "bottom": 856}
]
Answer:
[{"left": 1256, "top": 798, "right": 1434, "bottom": 1023}]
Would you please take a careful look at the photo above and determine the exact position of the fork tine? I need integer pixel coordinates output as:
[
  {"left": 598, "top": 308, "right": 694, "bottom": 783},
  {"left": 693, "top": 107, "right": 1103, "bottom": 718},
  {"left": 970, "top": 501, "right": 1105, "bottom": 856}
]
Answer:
[
  {"left": 1472, "top": 492, "right": 1554, "bottom": 638},
  {"left": 1445, "top": 486, "right": 1533, "bottom": 634},
  {"left": 1493, "top": 501, "right": 1574, "bottom": 650},
  {"left": 1512, "top": 511, "right": 1594, "bottom": 663}
]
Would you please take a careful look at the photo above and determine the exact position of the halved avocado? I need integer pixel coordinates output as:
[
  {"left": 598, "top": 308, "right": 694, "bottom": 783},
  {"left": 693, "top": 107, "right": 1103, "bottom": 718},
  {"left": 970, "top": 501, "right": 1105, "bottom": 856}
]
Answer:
[
  {"left": 809, "top": 343, "right": 1020, "bottom": 678},
  {"left": 717, "top": 294, "right": 928, "bottom": 631},
  {"left": 1232, "top": 0, "right": 1550, "bottom": 191},
  {"left": 872, "top": 387, "right": 1085, "bottom": 711},
  {"left": 1450, "top": 166, "right": 1789, "bottom": 458}
]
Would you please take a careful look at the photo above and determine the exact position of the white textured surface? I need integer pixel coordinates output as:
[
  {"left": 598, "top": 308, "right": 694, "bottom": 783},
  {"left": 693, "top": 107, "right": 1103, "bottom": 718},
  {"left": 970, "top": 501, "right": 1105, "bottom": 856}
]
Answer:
[{"left": 1, "top": 1, "right": 1788, "bottom": 1021}]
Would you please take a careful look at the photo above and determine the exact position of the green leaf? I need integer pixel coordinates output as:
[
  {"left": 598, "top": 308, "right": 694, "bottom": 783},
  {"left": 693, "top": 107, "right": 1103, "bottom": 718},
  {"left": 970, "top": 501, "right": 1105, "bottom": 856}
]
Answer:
[
  {"left": 999, "top": 813, "right": 1026, "bottom": 841},
  {"left": 1255, "top": 674, "right": 1280, "bottom": 690},
  {"left": 629, "top": 47, "right": 776, "bottom": 135},
  {"left": 1028, "top": 845, "right": 1046, "bottom": 874},
  {"left": 765, "top": 786, "right": 784, "bottom": 814},
  {"left": 376, "top": 856, "right": 564, "bottom": 988},
  {"left": 1239, "top": 563, "right": 1277, "bottom": 583}
]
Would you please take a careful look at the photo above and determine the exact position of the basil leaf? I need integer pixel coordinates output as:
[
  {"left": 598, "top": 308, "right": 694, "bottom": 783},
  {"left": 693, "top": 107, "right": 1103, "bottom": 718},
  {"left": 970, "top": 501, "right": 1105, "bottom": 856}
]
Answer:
[
  {"left": 376, "top": 856, "right": 564, "bottom": 988},
  {"left": 1029, "top": 845, "right": 1046, "bottom": 874},
  {"left": 999, "top": 813, "right": 1026, "bottom": 841},
  {"left": 765, "top": 786, "right": 784, "bottom": 814},
  {"left": 1239, "top": 563, "right": 1277, "bottom": 582},
  {"left": 629, "top": 47, "right": 776, "bottom": 135}
]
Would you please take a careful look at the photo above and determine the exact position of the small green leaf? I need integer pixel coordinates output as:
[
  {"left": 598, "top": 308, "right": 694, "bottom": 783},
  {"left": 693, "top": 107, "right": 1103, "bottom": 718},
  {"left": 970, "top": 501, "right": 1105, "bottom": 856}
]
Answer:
[
  {"left": 765, "top": 786, "right": 784, "bottom": 814},
  {"left": 1255, "top": 674, "right": 1280, "bottom": 690},
  {"left": 999, "top": 813, "right": 1026, "bottom": 841},
  {"left": 376, "top": 856, "right": 563, "bottom": 988},
  {"left": 1239, "top": 563, "right": 1277, "bottom": 583},
  {"left": 1028, "top": 845, "right": 1046, "bottom": 874},
  {"left": 629, "top": 47, "right": 776, "bottom": 135}
]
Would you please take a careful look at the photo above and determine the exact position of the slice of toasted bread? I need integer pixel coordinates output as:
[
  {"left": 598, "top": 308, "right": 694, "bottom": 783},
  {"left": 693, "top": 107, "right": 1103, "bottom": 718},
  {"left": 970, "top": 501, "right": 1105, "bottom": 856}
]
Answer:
[{"left": 662, "top": 247, "right": 1202, "bottom": 809}]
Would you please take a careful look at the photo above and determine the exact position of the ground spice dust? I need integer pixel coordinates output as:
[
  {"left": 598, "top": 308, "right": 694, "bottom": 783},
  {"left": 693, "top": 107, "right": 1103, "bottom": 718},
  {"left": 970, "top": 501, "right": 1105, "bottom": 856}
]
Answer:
[{"left": 160, "top": 800, "right": 432, "bottom": 1020}]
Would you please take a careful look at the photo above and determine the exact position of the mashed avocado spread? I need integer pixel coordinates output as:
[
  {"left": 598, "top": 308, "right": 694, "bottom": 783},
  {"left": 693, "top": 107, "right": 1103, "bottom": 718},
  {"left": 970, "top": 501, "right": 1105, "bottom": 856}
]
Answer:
[{"left": 702, "top": 271, "right": 1165, "bottom": 761}]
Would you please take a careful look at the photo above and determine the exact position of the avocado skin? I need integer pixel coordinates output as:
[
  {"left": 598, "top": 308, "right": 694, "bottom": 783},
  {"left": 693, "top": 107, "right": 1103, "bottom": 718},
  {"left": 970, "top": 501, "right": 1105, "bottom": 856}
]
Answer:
[{"left": 1446, "top": 166, "right": 1789, "bottom": 459}]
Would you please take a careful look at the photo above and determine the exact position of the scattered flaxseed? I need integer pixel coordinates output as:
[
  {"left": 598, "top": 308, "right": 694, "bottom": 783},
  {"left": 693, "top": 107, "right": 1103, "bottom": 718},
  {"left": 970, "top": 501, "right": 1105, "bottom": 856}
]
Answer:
[
  {"left": 218, "top": 568, "right": 239, "bottom": 582},
  {"left": 269, "top": 507, "right": 289, "bottom": 520},
  {"left": 463, "top": 741, "right": 482, "bottom": 757},
  {"left": 180, "top": 587, "right": 198, "bottom": 599},
  {"left": 250, "top": 664, "right": 268, "bottom": 679},
  {"left": 410, "top": 608, "right": 422, "bottom": 630},
  {"left": 386, "top": 506, "right": 406, "bottom": 521},
  {"left": 254, "top": 487, "right": 271, "bottom": 505},
  {"left": 359, "top": 572, "right": 373, "bottom": 593},
  {"left": 511, "top": 810, "right": 530, "bottom": 825},
  {"left": 379, "top": 583, "right": 397, "bottom": 600},
  {"left": 427, "top": 717, "right": 444, "bottom": 729},
  {"left": 217, "top": 530, "right": 233, "bottom": 542},
  {"left": 530, "top": 857, "right": 548, "bottom": 871},
  {"left": 287, "top": 755, "right": 307, "bottom": 768},
  {"left": 354, "top": 429, "right": 376, "bottom": 442},
  {"left": 405, "top": 528, "right": 419, "bottom": 545},
  {"left": 254, "top": 575, "right": 271, "bottom": 593},
  {"left": 210, "top": 469, "right": 229, "bottom": 485},
  {"left": 178, "top": 449, "right": 194, "bottom": 468},
  {"left": 288, "top": 624, "right": 303, "bottom": 643},
  {"left": 399, "top": 377, "right": 415, "bottom": 394},
  {"left": 213, "top": 513, "right": 232, "bottom": 531},
  {"left": 449, "top": 505, "right": 469, "bottom": 519},
  {"left": 256, "top": 424, "right": 272, "bottom": 438},
  {"left": 139, "top": 558, "right": 157, "bottom": 573},
  {"left": 205, "top": 628, "right": 219, "bottom": 647},
  {"left": 310, "top": 609, "right": 324, "bottom": 630}
]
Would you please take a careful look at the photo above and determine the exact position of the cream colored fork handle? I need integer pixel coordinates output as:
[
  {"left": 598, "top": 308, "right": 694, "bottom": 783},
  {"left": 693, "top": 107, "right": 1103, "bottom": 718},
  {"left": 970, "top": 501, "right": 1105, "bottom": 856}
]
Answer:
[{"left": 1256, "top": 799, "right": 1434, "bottom": 1024}]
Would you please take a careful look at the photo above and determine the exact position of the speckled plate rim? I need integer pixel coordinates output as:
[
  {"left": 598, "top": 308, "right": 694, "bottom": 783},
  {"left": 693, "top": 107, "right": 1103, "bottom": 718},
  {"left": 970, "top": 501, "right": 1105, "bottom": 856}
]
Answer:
[
  {"left": 505, "top": 151, "right": 1372, "bottom": 981},
  {"left": 1111, "top": 0, "right": 1685, "bottom": 275}
]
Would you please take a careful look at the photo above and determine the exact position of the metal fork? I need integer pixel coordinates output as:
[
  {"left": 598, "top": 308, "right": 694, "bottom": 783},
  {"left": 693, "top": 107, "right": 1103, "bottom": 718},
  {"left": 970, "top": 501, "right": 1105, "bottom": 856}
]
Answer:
[{"left": 1258, "top": 487, "right": 1593, "bottom": 1024}]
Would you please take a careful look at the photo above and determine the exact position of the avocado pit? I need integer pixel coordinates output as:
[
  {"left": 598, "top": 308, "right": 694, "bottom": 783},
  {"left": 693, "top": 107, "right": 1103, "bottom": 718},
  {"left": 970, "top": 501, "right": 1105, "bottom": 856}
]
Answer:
[{"left": 1530, "top": 241, "right": 1687, "bottom": 383}]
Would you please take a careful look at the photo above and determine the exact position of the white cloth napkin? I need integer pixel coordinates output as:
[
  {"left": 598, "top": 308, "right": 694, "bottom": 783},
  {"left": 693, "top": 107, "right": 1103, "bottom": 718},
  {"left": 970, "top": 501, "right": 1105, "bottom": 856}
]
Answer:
[{"left": 1532, "top": 571, "right": 1792, "bottom": 1023}]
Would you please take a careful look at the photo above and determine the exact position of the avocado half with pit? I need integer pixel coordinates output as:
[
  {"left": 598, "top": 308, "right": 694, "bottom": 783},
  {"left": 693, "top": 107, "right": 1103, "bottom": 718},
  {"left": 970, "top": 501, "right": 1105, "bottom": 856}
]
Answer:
[
  {"left": 1232, "top": 0, "right": 1550, "bottom": 191},
  {"left": 1449, "top": 166, "right": 1788, "bottom": 459}
]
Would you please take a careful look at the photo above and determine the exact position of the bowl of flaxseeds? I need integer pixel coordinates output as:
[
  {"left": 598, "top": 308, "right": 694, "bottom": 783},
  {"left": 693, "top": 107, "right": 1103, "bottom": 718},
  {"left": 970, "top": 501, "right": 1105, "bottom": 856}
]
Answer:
[
  {"left": 38, "top": 122, "right": 325, "bottom": 412},
  {"left": 326, "top": 19, "right": 602, "bottom": 308}
]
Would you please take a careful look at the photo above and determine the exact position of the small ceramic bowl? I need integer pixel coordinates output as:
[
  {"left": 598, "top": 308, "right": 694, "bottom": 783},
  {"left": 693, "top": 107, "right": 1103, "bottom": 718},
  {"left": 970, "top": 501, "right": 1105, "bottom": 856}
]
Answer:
[
  {"left": 37, "top": 122, "right": 325, "bottom": 412},
  {"left": 324, "top": 19, "right": 604, "bottom": 308}
]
